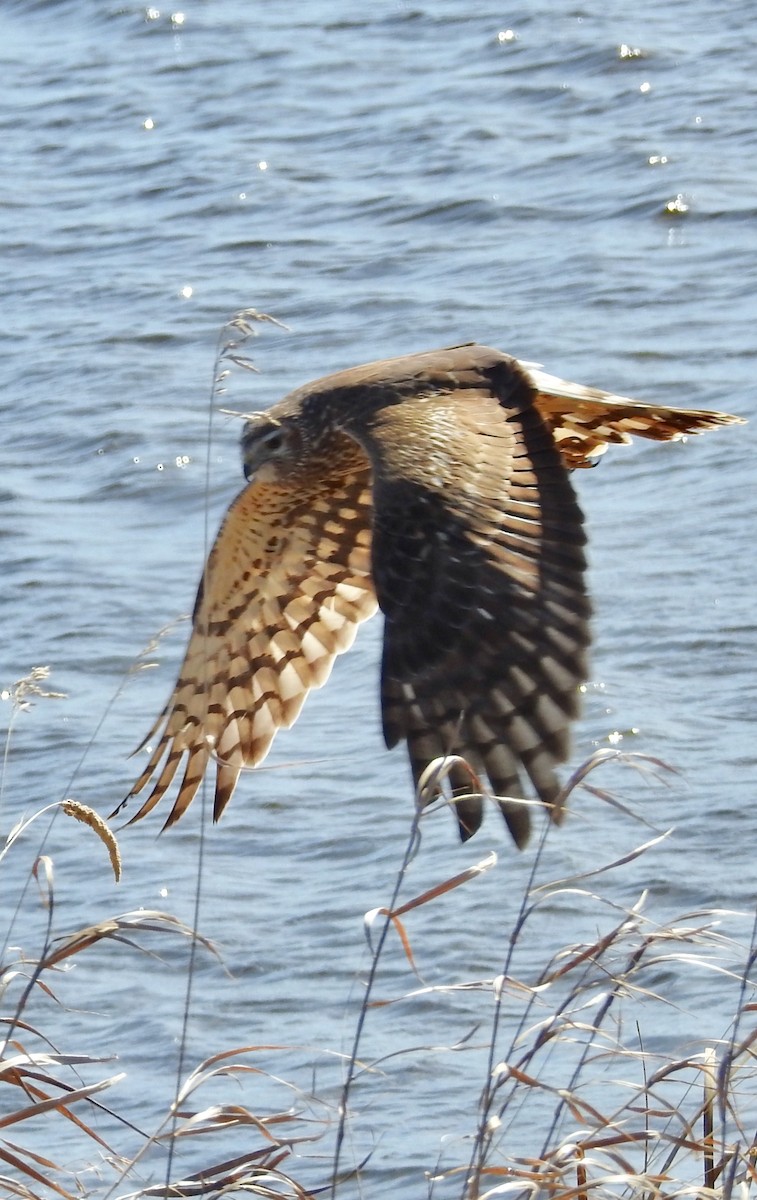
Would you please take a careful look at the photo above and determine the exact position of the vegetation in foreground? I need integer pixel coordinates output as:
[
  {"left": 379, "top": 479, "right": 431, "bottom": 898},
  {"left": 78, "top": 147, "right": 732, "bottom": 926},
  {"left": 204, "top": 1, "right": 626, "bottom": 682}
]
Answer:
[{"left": 1, "top": 668, "right": 755, "bottom": 1200}]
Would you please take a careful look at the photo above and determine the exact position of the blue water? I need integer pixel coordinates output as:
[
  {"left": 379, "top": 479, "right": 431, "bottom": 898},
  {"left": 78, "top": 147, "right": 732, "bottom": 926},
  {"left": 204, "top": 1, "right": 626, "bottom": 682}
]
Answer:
[{"left": 1, "top": 2, "right": 755, "bottom": 1197}]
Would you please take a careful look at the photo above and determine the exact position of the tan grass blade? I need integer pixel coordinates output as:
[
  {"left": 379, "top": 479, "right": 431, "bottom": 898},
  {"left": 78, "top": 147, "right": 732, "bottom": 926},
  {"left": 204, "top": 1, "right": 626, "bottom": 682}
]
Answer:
[
  {"left": 391, "top": 851, "right": 498, "bottom": 918},
  {"left": 0, "top": 1067, "right": 125, "bottom": 1130},
  {"left": 40, "top": 910, "right": 217, "bottom": 969},
  {"left": 0, "top": 1145, "right": 77, "bottom": 1200},
  {"left": 364, "top": 907, "right": 419, "bottom": 976}
]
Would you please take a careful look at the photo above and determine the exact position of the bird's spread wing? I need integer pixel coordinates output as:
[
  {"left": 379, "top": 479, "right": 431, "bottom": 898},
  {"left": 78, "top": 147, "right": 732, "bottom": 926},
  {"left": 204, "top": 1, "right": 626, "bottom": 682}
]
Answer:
[
  {"left": 342, "top": 347, "right": 591, "bottom": 845},
  {"left": 522, "top": 364, "right": 745, "bottom": 469},
  {"left": 118, "top": 342, "right": 743, "bottom": 845},
  {"left": 114, "top": 458, "right": 376, "bottom": 829}
]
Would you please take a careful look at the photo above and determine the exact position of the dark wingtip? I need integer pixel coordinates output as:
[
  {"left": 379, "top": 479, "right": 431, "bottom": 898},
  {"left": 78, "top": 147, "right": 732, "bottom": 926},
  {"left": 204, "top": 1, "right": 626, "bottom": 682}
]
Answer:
[
  {"left": 498, "top": 799, "right": 531, "bottom": 850},
  {"left": 455, "top": 796, "right": 484, "bottom": 841}
]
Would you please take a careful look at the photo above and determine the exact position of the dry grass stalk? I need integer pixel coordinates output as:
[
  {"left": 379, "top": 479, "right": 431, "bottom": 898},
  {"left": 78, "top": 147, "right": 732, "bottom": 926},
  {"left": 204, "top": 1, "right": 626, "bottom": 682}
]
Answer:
[
  {"left": 1, "top": 667, "right": 67, "bottom": 712},
  {"left": 458, "top": 911, "right": 757, "bottom": 1200},
  {"left": 703, "top": 1046, "right": 718, "bottom": 1191},
  {"left": 60, "top": 799, "right": 122, "bottom": 882},
  {"left": 213, "top": 308, "right": 291, "bottom": 396},
  {"left": 0, "top": 1051, "right": 124, "bottom": 1198},
  {"left": 106, "top": 1045, "right": 332, "bottom": 1199},
  {"left": 363, "top": 849, "right": 498, "bottom": 977},
  {"left": 40, "top": 909, "right": 218, "bottom": 969},
  {"left": 1, "top": 668, "right": 67, "bottom": 823},
  {"left": 3, "top": 644, "right": 755, "bottom": 1200}
]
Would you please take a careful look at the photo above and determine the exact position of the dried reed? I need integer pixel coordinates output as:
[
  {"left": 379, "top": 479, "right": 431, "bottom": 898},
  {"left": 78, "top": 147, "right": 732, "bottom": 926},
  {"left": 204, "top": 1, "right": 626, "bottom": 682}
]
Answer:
[{"left": 2, "top": 320, "right": 753, "bottom": 1200}]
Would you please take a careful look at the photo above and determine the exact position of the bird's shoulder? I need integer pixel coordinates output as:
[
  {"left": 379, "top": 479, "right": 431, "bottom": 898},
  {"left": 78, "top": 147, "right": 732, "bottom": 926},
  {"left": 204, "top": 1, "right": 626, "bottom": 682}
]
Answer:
[{"left": 265, "top": 344, "right": 525, "bottom": 420}]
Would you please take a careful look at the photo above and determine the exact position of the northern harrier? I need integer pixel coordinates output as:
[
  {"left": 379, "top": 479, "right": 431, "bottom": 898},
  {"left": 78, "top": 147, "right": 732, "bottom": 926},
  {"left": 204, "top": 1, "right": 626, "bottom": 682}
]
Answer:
[{"left": 115, "top": 345, "right": 742, "bottom": 845}]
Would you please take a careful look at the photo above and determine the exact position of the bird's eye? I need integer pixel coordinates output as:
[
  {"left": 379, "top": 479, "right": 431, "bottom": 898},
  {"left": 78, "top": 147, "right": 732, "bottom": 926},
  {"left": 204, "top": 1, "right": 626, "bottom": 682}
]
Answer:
[{"left": 264, "top": 429, "right": 285, "bottom": 452}]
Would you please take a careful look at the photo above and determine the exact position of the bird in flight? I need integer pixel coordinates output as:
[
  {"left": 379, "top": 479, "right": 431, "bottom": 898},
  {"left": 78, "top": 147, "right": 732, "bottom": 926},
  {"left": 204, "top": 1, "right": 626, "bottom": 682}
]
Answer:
[{"left": 114, "top": 344, "right": 742, "bottom": 845}]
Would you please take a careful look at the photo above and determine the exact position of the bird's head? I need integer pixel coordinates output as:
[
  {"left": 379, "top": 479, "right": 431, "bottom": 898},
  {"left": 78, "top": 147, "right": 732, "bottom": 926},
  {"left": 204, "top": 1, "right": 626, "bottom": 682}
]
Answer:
[{"left": 240, "top": 413, "right": 301, "bottom": 482}]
